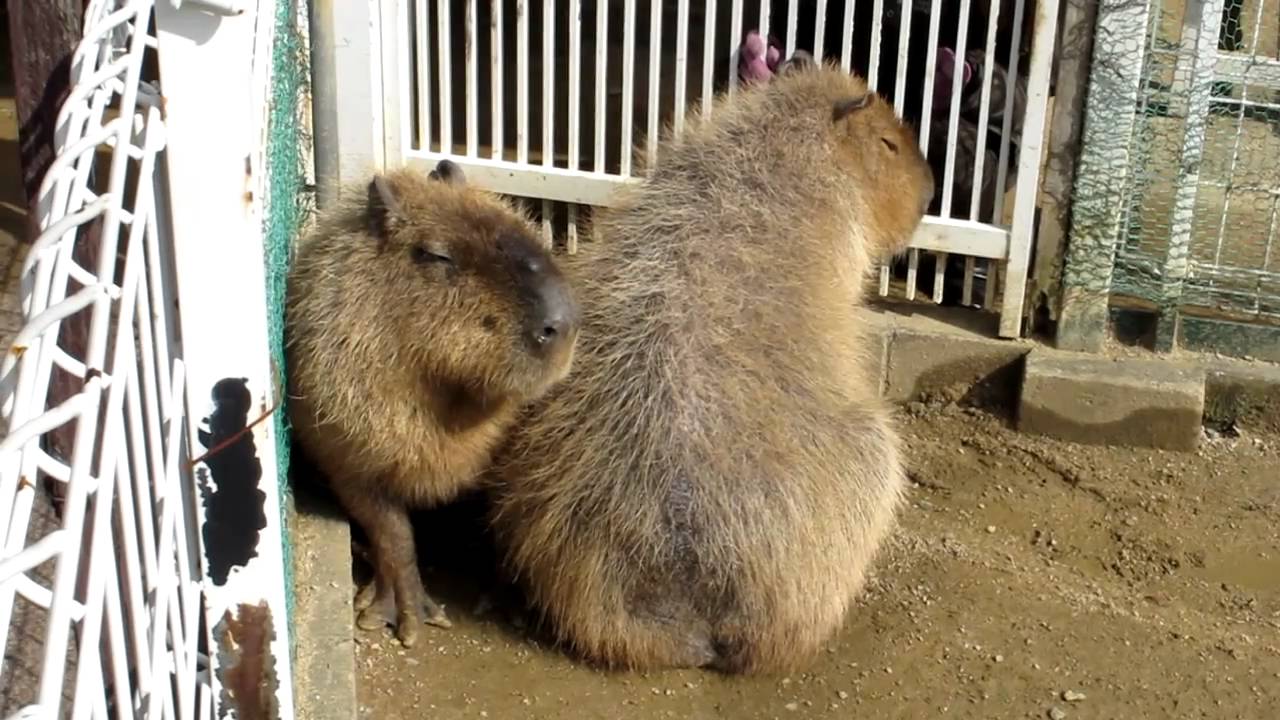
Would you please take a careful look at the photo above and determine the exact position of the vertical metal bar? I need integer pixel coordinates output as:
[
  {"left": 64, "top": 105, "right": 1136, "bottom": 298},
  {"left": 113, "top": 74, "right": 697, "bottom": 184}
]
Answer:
[
  {"left": 892, "top": 0, "right": 914, "bottom": 117},
  {"left": 786, "top": 0, "right": 798, "bottom": 57},
  {"left": 518, "top": 1, "right": 529, "bottom": 163},
  {"left": 759, "top": 0, "right": 771, "bottom": 39},
  {"left": 905, "top": 249, "right": 920, "bottom": 301},
  {"left": 647, "top": 0, "right": 664, "bottom": 168},
  {"left": 917, "top": 0, "right": 943, "bottom": 152},
  {"left": 940, "top": 0, "right": 974, "bottom": 218},
  {"left": 595, "top": 1, "right": 610, "bottom": 172},
  {"left": 932, "top": 252, "right": 948, "bottom": 304},
  {"left": 674, "top": 0, "right": 691, "bottom": 136},
  {"left": 543, "top": 0, "right": 556, "bottom": 246},
  {"left": 466, "top": 0, "right": 479, "bottom": 156},
  {"left": 729, "top": 0, "right": 744, "bottom": 95},
  {"left": 985, "top": 259, "right": 1000, "bottom": 309},
  {"left": 415, "top": 0, "right": 431, "bottom": 151},
  {"left": 1153, "top": 0, "right": 1225, "bottom": 350},
  {"left": 962, "top": 255, "right": 977, "bottom": 306},
  {"left": 841, "top": 0, "right": 854, "bottom": 71},
  {"left": 702, "top": 0, "right": 718, "bottom": 116},
  {"left": 490, "top": 0, "right": 504, "bottom": 159},
  {"left": 570, "top": 0, "right": 586, "bottom": 172},
  {"left": 437, "top": 0, "right": 453, "bottom": 152},
  {"left": 993, "top": 0, "right": 1027, "bottom": 222},
  {"left": 868, "top": 0, "right": 884, "bottom": 91},
  {"left": 999, "top": 0, "right": 1062, "bottom": 339},
  {"left": 969, "top": 0, "right": 1002, "bottom": 221},
  {"left": 569, "top": 0, "right": 583, "bottom": 251},
  {"left": 621, "top": 0, "right": 638, "bottom": 174},
  {"left": 814, "top": 0, "right": 827, "bottom": 60}
]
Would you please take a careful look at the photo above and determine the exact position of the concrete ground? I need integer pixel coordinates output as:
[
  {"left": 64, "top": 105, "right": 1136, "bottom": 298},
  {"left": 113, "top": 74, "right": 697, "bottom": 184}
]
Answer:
[
  {"left": 352, "top": 404, "right": 1280, "bottom": 720},
  {"left": 291, "top": 297, "right": 1280, "bottom": 720}
]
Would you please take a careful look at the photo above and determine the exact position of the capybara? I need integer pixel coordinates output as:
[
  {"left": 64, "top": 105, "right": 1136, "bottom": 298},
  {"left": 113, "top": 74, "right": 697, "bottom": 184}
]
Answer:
[
  {"left": 488, "top": 58, "right": 933, "bottom": 674},
  {"left": 285, "top": 160, "right": 580, "bottom": 647}
]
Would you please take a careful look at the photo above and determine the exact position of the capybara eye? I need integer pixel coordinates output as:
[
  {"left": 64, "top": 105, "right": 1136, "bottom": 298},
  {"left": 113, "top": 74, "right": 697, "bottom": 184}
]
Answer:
[
  {"left": 881, "top": 137, "right": 899, "bottom": 154},
  {"left": 410, "top": 245, "right": 452, "bottom": 266}
]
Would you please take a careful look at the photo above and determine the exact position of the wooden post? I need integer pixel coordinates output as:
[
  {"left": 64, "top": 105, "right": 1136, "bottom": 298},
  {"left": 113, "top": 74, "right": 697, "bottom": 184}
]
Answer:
[
  {"left": 1026, "top": 0, "right": 1097, "bottom": 336},
  {"left": 7, "top": 0, "right": 83, "bottom": 238},
  {"left": 6, "top": 0, "right": 96, "bottom": 472},
  {"left": 3, "top": 4, "right": 88, "bottom": 714}
]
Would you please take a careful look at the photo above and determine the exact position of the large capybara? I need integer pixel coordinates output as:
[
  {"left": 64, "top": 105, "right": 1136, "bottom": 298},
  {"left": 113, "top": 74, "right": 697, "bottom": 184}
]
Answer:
[
  {"left": 285, "top": 160, "right": 580, "bottom": 647},
  {"left": 488, "top": 58, "right": 934, "bottom": 674}
]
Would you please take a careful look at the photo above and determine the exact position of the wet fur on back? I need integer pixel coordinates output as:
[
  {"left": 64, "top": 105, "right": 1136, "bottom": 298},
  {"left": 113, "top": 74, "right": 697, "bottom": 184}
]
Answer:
[{"left": 489, "top": 64, "right": 934, "bottom": 673}]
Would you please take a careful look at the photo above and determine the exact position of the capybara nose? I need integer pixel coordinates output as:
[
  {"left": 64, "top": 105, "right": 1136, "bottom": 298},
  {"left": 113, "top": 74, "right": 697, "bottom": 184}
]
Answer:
[
  {"left": 527, "top": 282, "right": 579, "bottom": 352},
  {"left": 532, "top": 313, "right": 570, "bottom": 347}
]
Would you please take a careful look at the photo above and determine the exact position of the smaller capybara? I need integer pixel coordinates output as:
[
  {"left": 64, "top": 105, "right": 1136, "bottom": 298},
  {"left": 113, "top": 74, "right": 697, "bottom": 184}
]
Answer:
[
  {"left": 488, "top": 56, "right": 934, "bottom": 674},
  {"left": 285, "top": 160, "right": 579, "bottom": 647}
]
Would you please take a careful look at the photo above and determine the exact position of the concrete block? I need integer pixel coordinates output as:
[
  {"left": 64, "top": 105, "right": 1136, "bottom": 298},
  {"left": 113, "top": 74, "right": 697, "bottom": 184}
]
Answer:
[
  {"left": 289, "top": 485, "right": 358, "bottom": 720},
  {"left": 1018, "top": 350, "right": 1206, "bottom": 451},
  {"left": 884, "top": 329, "right": 1029, "bottom": 407},
  {"left": 1204, "top": 362, "right": 1280, "bottom": 435},
  {"left": 855, "top": 308, "right": 893, "bottom": 398}
]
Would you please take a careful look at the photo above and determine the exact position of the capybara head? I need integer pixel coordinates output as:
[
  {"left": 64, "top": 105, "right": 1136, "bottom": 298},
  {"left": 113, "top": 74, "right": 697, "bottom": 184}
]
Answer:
[
  {"left": 774, "top": 57, "right": 935, "bottom": 258},
  {"left": 364, "top": 161, "right": 579, "bottom": 398}
]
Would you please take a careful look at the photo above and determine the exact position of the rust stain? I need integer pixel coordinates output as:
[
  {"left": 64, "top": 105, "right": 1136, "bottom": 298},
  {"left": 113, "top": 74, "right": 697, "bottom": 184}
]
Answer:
[
  {"left": 16, "top": 475, "right": 33, "bottom": 491},
  {"left": 10, "top": 344, "right": 26, "bottom": 358},
  {"left": 213, "top": 600, "right": 280, "bottom": 720}
]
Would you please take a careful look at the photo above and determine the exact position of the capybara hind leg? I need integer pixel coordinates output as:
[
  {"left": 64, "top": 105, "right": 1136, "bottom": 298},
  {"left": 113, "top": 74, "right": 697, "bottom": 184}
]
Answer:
[
  {"left": 337, "top": 487, "right": 452, "bottom": 647},
  {"left": 590, "top": 597, "right": 719, "bottom": 670}
]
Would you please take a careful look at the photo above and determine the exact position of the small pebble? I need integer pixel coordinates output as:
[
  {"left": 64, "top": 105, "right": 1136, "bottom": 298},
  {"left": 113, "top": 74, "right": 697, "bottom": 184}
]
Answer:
[
  {"left": 986, "top": 525, "right": 997, "bottom": 534},
  {"left": 994, "top": 654, "right": 1004, "bottom": 663},
  {"left": 784, "top": 702, "right": 799, "bottom": 711},
  {"left": 1062, "top": 690, "right": 1087, "bottom": 702},
  {"left": 838, "top": 691, "right": 850, "bottom": 700},
  {"left": 1047, "top": 708, "right": 1066, "bottom": 720}
]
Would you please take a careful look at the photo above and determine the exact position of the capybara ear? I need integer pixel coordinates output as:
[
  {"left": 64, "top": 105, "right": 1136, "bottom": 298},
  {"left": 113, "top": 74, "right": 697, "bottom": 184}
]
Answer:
[
  {"left": 366, "top": 174, "right": 402, "bottom": 244},
  {"left": 776, "top": 50, "right": 815, "bottom": 76},
  {"left": 428, "top": 159, "right": 466, "bottom": 186},
  {"left": 832, "top": 94, "right": 873, "bottom": 124}
]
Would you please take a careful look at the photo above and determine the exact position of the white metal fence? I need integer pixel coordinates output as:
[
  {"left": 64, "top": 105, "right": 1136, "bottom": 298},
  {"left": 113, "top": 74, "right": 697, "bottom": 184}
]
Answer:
[
  {"left": 0, "top": 1, "right": 295, "bottom": 717},
  {"left": 336, "top": 0, "right": 1060, "bottom": 337}
]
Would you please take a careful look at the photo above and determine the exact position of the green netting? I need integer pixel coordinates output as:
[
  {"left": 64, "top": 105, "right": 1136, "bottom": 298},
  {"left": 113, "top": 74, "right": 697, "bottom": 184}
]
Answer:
[{"left": 262, "top": 0, "right": 312, "bottom": 647}]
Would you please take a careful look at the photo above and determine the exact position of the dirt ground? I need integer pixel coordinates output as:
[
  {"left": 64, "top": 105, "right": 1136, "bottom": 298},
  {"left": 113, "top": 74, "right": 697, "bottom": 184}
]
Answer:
[{"left": 351, "top": 402, "right": 1280, "bottom": 719}]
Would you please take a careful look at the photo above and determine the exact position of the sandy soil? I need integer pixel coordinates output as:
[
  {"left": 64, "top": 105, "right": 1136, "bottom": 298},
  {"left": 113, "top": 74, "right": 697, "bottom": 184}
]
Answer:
[{"left": 353, "top": 403, "right": 1280, "bottom": 720}]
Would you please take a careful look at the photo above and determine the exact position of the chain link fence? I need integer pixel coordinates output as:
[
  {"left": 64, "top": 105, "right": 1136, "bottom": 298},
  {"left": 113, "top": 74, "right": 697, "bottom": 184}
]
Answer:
[{"left": 1060, "top": 0, "right": 1280, "bottom": 352}]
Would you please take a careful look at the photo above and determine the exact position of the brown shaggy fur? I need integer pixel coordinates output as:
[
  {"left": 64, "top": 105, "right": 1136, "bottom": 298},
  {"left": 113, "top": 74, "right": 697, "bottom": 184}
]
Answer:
[
  {"left": 285, "top": 163, "right": 579, "bottom": 647},
  {"left": 488, "top": 62, "right": 934, "bottom": 674}
]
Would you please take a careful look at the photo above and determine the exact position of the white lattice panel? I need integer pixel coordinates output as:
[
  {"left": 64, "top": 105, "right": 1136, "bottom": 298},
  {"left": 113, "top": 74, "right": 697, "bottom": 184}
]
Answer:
[{"left": 1, "top": 1, "right": 295, "bottom": 718}]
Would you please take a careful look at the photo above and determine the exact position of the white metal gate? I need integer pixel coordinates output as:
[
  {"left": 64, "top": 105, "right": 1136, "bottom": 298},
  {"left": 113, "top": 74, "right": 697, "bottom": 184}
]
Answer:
[
  {"left": 0, "top": 1, "right": 295, "bottom": 717},
  {"left": 332, "top": 0, "right": 1060, "bottom": 338}
]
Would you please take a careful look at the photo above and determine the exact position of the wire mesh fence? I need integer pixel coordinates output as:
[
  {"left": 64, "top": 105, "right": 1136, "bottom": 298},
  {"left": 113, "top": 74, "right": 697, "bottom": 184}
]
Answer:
[{"left": 1064, "top": 0, "right": 1280, "bottom": 350}]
